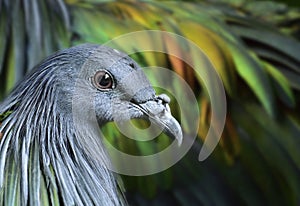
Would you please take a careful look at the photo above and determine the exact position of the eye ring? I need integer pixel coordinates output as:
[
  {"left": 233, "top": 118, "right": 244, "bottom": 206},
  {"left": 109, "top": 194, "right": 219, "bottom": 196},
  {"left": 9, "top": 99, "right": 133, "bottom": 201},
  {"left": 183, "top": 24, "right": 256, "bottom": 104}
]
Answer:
[{"left": 92, "top": 70, "right": 115, "bottom": 91}]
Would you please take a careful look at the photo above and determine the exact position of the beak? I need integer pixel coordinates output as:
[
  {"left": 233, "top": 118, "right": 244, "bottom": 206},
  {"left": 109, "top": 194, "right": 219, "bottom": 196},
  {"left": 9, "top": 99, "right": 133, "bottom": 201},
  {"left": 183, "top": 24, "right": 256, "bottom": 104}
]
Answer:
[{"left": 132, "top": 94, "right": 183, "bottom": 146}]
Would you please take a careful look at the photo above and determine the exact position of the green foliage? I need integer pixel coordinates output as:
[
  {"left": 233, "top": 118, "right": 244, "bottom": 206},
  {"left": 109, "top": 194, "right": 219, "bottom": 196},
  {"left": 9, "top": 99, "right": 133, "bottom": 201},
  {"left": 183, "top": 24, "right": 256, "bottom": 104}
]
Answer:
[
  {"left": 0, "top": 110, "right": 12, "bottom": 122},
  {"left": 0, "top": 0, "right": 71, "bottom": 96},
  {"left": 1, "top": 0, "right": 300, "bottom": 205}
]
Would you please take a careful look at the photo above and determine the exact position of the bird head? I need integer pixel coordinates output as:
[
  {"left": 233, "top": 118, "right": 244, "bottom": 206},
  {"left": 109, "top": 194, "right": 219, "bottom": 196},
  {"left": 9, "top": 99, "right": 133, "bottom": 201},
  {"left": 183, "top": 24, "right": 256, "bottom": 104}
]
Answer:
[{"left": 57, "top": 44, "right": 183, "bottom": 145}]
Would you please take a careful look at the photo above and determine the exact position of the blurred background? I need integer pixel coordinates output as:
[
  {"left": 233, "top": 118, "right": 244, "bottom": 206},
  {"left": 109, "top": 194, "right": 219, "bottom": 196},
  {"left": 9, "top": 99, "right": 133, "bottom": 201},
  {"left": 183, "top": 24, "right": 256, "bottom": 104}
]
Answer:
[{"left": 1, "top": 0, "right": 300, "bottom": 205}]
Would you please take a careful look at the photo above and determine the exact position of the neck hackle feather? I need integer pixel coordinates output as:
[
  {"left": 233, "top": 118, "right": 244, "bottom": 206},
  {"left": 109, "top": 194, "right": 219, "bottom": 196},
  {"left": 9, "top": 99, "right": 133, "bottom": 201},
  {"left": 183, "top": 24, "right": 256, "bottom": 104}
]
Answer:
[{"left": 0, "top": 49, "right": 125, "bottom": 206}]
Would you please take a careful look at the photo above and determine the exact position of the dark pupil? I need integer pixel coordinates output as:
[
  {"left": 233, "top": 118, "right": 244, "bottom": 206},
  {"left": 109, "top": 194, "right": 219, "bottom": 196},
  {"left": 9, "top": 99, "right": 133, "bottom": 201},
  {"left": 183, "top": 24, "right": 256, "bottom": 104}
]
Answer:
[
  {"left": 99, "top": 74, "right": 110, "bottom": 86},
  {"left": 93, "top": 71, "right": 114, "bottom": 90},
  {"left": 99, "top": 73, "right": 111, "bottom": 87}
]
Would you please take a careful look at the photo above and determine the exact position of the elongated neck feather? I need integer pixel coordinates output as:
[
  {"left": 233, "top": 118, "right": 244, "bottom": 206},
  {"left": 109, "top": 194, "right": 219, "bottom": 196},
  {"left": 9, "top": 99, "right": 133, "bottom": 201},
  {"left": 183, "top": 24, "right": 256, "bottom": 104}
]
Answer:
[{"left": 0, "top": 57, "right": 124, "bottom": 205}]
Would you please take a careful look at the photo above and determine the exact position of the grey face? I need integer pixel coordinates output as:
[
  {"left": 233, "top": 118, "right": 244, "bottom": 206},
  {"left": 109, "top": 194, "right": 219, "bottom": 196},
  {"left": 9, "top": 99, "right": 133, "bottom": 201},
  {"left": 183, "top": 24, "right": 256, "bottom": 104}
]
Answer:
[{"left": 71, "top": 45, "right": 183, "bottom": 145}]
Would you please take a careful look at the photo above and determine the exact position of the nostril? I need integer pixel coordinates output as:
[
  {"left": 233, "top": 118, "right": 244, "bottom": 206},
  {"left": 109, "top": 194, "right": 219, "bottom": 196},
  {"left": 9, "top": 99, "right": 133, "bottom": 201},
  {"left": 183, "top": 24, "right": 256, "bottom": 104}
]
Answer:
[
  {"left": 130, "top": 87, "right": 156, "bottom": 105},
  {"left": 129, "top": 96, "right": 151, "bottom": 105},
  {"left": 130, "top": 97, "right": 154, "bottom": 105},
  {"left": 130, "top": 98, "right": 139, "bottom": 105}
]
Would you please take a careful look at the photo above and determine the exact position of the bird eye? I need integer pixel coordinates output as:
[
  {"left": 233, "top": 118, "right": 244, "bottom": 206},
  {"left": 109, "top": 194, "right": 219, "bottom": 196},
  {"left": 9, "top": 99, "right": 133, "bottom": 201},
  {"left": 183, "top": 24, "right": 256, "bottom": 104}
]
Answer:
[{"left": 93, "top": 70, "right": 115, "bottom": 90}]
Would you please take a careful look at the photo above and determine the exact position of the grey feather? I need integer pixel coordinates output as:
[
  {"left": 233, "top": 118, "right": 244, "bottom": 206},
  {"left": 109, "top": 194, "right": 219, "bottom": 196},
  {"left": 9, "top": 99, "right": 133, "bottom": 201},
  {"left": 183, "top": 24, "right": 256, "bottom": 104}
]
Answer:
[
  {"left": 0, "top": 44, "right": 127, "bottom": 205},
  {"left": 0, "top": 44, "right": 182, "bottom": 205}
]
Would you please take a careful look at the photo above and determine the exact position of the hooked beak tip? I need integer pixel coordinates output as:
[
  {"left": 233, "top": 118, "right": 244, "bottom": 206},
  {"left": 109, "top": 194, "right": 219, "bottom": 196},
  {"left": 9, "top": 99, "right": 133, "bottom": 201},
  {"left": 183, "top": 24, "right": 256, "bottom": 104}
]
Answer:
[
  {"left": 163, "top": 114, "right": 183, "bottom": 146},
  {"left": 177, "top": 129, "right": 183, "bottom": 146},
  {"left": 134, "top": 95, "right": 183, "bottom": 146}
]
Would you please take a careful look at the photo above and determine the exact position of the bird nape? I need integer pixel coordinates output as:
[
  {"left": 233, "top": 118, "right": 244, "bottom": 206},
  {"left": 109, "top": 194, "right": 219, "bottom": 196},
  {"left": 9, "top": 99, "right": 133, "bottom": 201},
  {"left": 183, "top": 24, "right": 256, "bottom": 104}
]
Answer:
[{"left": 0, "top": 44, "right": 182, "bottom": 206}]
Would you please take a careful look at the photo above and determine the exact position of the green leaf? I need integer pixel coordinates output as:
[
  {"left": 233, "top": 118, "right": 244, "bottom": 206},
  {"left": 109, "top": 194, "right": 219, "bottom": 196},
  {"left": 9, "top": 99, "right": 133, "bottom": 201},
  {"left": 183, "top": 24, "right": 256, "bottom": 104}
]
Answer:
[
  {"left": 230, "top": 26, "right": 300, "bottom": 67},
  {"left": 0, "top": 7, "right": 8, "bottom": 75},
  {"left": 263, "top": 61, "right": 295, "bottom": 107},
  {"left": 228, "top": 43, "right": 275, "bottom": 115},
  {"left": 0, "top": 110, "right": 12, "bottom": 122}
]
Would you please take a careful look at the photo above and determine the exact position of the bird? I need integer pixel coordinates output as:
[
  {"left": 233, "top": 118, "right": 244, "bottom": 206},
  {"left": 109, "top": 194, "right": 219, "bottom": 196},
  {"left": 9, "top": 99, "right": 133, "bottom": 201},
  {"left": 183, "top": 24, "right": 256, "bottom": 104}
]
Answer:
[
  {"left": 1, "top": 0, "right": 300, "bottom": 205},
  {"left": 0, "top": 44, "right": 182, "bottom": 205}
]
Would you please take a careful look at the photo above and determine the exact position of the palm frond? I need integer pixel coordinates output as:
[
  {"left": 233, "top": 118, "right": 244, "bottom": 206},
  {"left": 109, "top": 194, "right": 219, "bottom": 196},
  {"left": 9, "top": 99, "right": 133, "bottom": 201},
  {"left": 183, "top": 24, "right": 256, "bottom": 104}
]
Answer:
[{"left": 1, "top": 0, "right": 300, "bottom": 205}]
